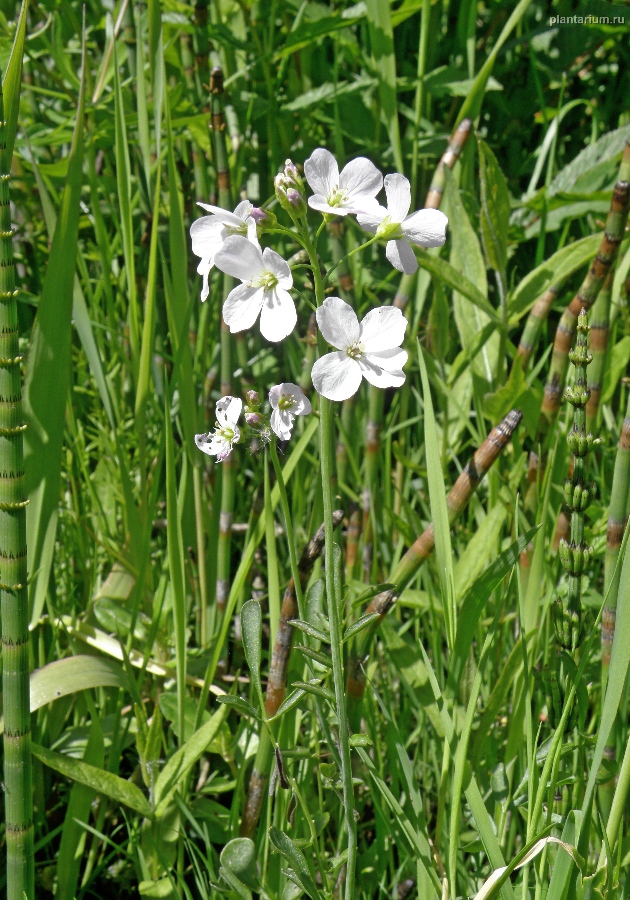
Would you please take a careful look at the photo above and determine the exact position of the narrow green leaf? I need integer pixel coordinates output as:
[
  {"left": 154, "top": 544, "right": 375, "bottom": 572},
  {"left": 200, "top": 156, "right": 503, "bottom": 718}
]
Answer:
[
  {"left": 291, "top": 680, "right": 335, "bottom": 703},
  {"left": 269, "top": 827, "right": 322, "bottom": 900},
  {"left": 343, "top": 612, "right": 381, "bottom": 642},
  {"left": 216, "top": 695, "right": 261, "bottom": 720},
  {"left": 365, "top": 0, "right": 403, "bottom": 171},
  {"left": 415, "top": 248, "right": 500, "bottom": 323},
  {"left": 32, "top": 742, "right": 152, "bottom": 819},
  {"left": 153, "top": 703, "right": 229, "bottom": 816},
  {"left": 1, "top": 0, "right": 29, "bottom": 167},
  {"left": 241, "top": 600, "right": 263, "bottom": 705},
  {"left": 288, "top": 619, "right": 329, "bottom": 644}
]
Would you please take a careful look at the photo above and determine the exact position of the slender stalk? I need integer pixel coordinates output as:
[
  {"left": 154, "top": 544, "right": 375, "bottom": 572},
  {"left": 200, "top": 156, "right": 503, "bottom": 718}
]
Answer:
[
  {"left": 0, "top": 76, "right": 34, "bottom": 900},
  {"left": 298, "top": 312, "right": 317, "bottom": 394},
  {"left": 239, "top": 511, "right": 343, "bottom": 837},
  {"left": 211, "top": 66, "right": 235, "bottom": 614},
  {"left": 424, "top": 118, "right": 472, "bottom": 210},
  {"left": 514, "top": 283, "right": 560, "bottom": 369},
  {"left": 346, "top": 409, "right": 523, "bottom": 703},
  {"left": 537, "top": 144, "right": 630, "bottom": 441},
  {"left": 585, "top": 268, "right": 614, "bottom": 434}
]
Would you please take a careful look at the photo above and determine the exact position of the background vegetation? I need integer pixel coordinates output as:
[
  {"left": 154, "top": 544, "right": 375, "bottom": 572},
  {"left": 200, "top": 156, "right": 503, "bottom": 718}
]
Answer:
[{"left": 1, "top": 0, "right": 630, "bottom": 897}]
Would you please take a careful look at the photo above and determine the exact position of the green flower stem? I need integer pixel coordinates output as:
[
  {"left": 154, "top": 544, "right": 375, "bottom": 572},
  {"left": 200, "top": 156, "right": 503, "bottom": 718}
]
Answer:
[
  {"left": 0, "top": 78, "right": 34, "bottom": 900},
  {"left": 322, "top": 233, "right": 379, "bottom": 287},
  {"left": 264, "top": 449, "right": 281, "bottom": 644},
  {"left": 270, "top": 440, "right": 305, "bottom": 619},
  {"left": 301, "top": 228, "right": 357, "bottom": 900}
]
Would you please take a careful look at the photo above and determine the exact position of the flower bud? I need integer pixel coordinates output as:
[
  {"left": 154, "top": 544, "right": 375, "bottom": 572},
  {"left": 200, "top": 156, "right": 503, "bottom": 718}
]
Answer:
[
  {"left": 245, "top": 411, "right": 264, "bottom": 428},
  {"left": 250, "top": 207, "right": 277, "bottom": 230},
  {"left": 283, "top": 159, "right": 304, "bottom": 192},
  {"left": 245, "top": 390, "right": 260, "bottom": 409},
  {"left": 286, "top": 188, "right": 307, "bottom": 217}
]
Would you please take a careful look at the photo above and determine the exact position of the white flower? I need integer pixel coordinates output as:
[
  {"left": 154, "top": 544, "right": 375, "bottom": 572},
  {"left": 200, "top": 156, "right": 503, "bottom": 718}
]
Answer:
[
  {"left": 312, "top": 297, "right": 408, "bottom": 401},
  {"left": 195, "top": 396, "right": 242, "bottom": 462},
  {"left": 269, "top": 383, "right": 312, "bottom": 440},
  {"left": 190, "top": 200, "right": 258, "bottom": 302},
  {"left": 357, "top": 173, "right": 448, "bottom": 274},
  {"left": 214, "top": 235, "right": 297, "bottom": 343},
  {"left": 304, "top": 149, "right": 382, "bottom": 217}
]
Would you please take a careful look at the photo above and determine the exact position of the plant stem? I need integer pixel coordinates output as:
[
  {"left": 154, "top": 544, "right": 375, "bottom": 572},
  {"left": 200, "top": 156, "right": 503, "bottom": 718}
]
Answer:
[{"left": 0, "top": 76, "right": 34, "bottom": 900}]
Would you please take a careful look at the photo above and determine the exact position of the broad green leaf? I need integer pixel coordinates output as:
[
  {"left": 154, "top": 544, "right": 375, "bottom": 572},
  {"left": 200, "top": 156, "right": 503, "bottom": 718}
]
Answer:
[
  {"left": 478, "top": 138, "right": 510, "bottom": 278},
  {"left": 483, "top": 356, "right": 527, "bottom": 422},
  {"left": 1, "top": 0, "right": 29, "bottom": 167},
  {"left": 153, "top": 703, "right": 229, "bottom": 817},
  {"left": 273, "top": 13, "right": 364, "bottom": 59},
  {"left": 365, "top": 0, "right": 403, "bottom": 172},
  {"left": 24, "top": 33, "right": 86, "bottom": 626},
  {"left": 32, "top": 741, "right": 152, "bottom": 819},
  {"left": 269, "top": 827, "right": 322, "bottom": 900},
  {"left": 415, "top": 248, "right": 500, "bottom": 323},
  {"left": 220, "top": 838, "right": 260, "bottom": 891}
]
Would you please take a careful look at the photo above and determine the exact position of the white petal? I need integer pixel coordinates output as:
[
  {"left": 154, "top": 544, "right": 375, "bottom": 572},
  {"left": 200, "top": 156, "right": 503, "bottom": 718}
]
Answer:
[
  {"left": 339, "top": 157, "right": 382, "bottom": 200},
  {"left": 217, "top": 396, "right": 243, "bottom": 427},
  {"left": 259, "top": 287, "right": 297, "bottom": 342},
  {"left": 304, "top": 148, "right": 339, "bottom": 198},
  {"left": 196, "top": 203, "right": 245, "bottom": 227},
  {"left": 384, "top": 173, "right": 411, "bottom": 222},
  {"left": 262, "top": 247, "right": 293, "bottom": 289},
  {"left": 312, "top": 352, "right": 363, "bottom": 401},
  {"left": 197, "top": 257, "right": 212, "bottom": 302},
  {"left": 366, "top": 347, "right": 408, "bottom": 371},
  {"left": 359, "top": 306, "right": 408, "bottom": 352},
  {"left": 233, "top": 200, "right": 254, "bottom": 221},
  {"left": 268, "top": 384, "right": 282, "bottom": 410},
  {"left": 402, "top": 208, "right": 448, "bottom": 248},
  {"left": 215, "top": 235, "right": 265, "bottom": 282},
  {"left": 316, "top": 296, "right": 360, "bottom": 350},
  {"left": 246, "top": 218, "right": 260, "bottom": 249},
  {"left": 269, "top": 383, "right": 312, "bottom": 415},
  {"left": 342, "top": 193, "right": 383, "bottom": 216},
  {"left": 356, "top": 207, "right": 388, "bottom": 234},
  {"left": 386, "top": 239, "right": 418, "bottom": 274},
  {"left": 190, "top": 217, "right": 226, "bottom": 260},
  {"left": 195, "top": 431, "right": 229, "bottom": 459},
  {"left": 270, "top": 408, "right": 295, "bottom": 440},
  {"left": 223, "top": 283, "right": 265, "bottom": 333},
  {"left": 307, "top": 195, "right": 353, "bottom": 216},
  {"left": 358, "top": 354, "right": 406, "bottom": 389}
]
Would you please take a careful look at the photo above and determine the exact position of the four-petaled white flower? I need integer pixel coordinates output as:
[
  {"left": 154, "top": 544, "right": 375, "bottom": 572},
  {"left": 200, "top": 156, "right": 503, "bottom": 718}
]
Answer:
[
  {"left": 357, "top": 173, "right": 448, "bottom": 275},
  {"left": 190, "top": 200, "right": 258, "bottom": 302},
  {"left": 215, "top": 235, "right": 297, "bottom": 342},
  {"left": 195, "top": 396, "right": 242, "bottom": 462},
  {"left": 304, "top": 148, "right": 382, "bottom": 217},
  {"left": 269, "top": 383, "right": 312, "bottom": 440},
  {"left": 312, "top": 297, "right": 408, "bottom": 401}
]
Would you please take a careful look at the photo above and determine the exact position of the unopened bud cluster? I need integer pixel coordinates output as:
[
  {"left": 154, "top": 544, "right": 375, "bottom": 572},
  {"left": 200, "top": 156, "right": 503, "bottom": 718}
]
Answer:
[{"left": 275, "top": 160, "right": 307, "bottom": 218}]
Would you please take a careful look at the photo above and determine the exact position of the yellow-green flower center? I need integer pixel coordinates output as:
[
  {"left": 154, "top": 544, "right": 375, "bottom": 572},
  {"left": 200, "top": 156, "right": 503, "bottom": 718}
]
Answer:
[
  {"left": 278, "top": 394, "right": 295, "bottom": 410},
  {"left": 346, "top": 341, "right": 363, "bottom": 360},
  {"left": 253, "top": 270, "right": 279, "bottom": 291},
  {"left": 327, "top": 186, "right": 348, "bottom": 208},
  {"left": 375, "top": 215, "right": 403, "bottom": 240}
]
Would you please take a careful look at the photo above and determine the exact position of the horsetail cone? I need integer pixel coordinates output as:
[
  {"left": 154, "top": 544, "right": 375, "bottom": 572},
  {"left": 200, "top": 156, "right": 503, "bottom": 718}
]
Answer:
[
  {"left": 554, "top": 310, "right": 599, "bottom": 653},
  {"left": 538, "top": 143, "right": 630, "bottom": 440},
  {"left": 0, "top": 79, "right": 34, "bottom": 899}
]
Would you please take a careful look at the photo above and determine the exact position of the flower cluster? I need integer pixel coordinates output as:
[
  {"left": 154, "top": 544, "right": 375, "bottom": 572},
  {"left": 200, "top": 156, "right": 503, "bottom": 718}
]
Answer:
[{"left": 190, "top": 149, "right": 449, "bottom": 460}]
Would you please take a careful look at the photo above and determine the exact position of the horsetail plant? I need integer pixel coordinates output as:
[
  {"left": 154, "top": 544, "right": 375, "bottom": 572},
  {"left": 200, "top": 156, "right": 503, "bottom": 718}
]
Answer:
[
  {"left": 554, "top": 309, "right": 599, "bottom": 654},
  {"left": 585, "top": 268, "right": 614, "bottom": 435},
  {"left": 0, "top": 73, "right": 34, "bottom": 900}
]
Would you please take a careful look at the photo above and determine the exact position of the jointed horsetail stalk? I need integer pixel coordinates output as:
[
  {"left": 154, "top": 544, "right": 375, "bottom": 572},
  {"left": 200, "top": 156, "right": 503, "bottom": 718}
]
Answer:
[
  {"left": 554, "top": 310, "right": 598, "bottom": 653},
  {"left": 424, "top": 118, "right": 473, "bottom": 210},
  {"left": 240, "top": 511, "right": 344, "bottom": 838},
  {"left": 585, "top": 268, "right": 614, "bottom": 434},
  {"left": 515, "top": 283, "right": 560, "bottom": 368},
  {"left": 0, "top": 78, "right": 34, "bottom": 900},
  {"left": 211, "top": 66, "right": 234, "bottom": 613},
  {"left": 346, "top": 409, "right": 523, "bottom": 702},
  {"left": 192, "top": 0, "right": 210, "bottom": 103},
  {"left": 538, "top": 144, "right": 630, "bottom": 441},
  {"left": 602, "top": 395, "right": 630, "bottom": 690}
]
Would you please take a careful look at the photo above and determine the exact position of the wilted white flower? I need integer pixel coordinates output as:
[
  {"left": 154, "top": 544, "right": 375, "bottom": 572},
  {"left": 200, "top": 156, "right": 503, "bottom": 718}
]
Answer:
[
  {"left": 357, "top": 173, "right": 448, "bottom": 274},
  {"left": 269, "top": 383, "right": 312, "bottom": 440},
  {"left": 190, "top": 200, "right": 258, "bottom": 301},
  {"left": 312, "top": 297, "right": 408, "bottom": 401},
  {"left": 304, "top": 149, "right": 382, "bottom": 217},
  {"left": 214, "top": 235, "right": 296, "bottom": 342},
  {"left": 195, "top": 396, "right": 242, "bottom": 462}
]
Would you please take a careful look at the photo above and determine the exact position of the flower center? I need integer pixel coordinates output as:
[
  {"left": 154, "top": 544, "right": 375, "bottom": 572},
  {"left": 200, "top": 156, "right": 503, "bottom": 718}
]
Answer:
[
  {"left": 218, "top": 425, "right": 235, "bottom": 441},
  {"left": 278, "top": 394, "right": 295, "bottom": 410},
  {"left": 252, "top": 269, "right": 279, "bottom": 291},
  {"left": 226, "top": 222, "right": 248, "bottom": 237},
  {"left": 346, "top": 341, "right": 363, "bottom": 360},
  {"left": 375, "top": 215, "right": 403, "bottom": 240},
  {"left": 327, "top": 185, "right": 348, "bottom": 208}
]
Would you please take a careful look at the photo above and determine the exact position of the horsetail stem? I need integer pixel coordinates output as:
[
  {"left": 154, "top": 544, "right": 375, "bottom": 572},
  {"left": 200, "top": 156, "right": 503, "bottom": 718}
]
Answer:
[
  {"left": 346, "top": 409, "right": 523, "bottom": 702},
  {"left": 238, "top": 513, "right": 343, "bottom": 838},
  {"left": 538, "top": 143, "right": 630, "bottom": 441},
  {"left": 192, "top": 0, "right": 210, "bottom": 104},
  {"left": 424, "top": 118, "right": 473, "bottom": 210},
  {"left": 210, "top": 66, "right": 234, "bottom": 613},
  {"left": 585, "top": 268, "right": 614, "bottom": 434},
  {"left": 515, "top": 283, "right": 560, "bottom": 368},
  {"left": 0, "top": 77, "right": 34, "bottom": 900},
  {"left": 554, "top": 310, "right": 598, "bottom": 653}
]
